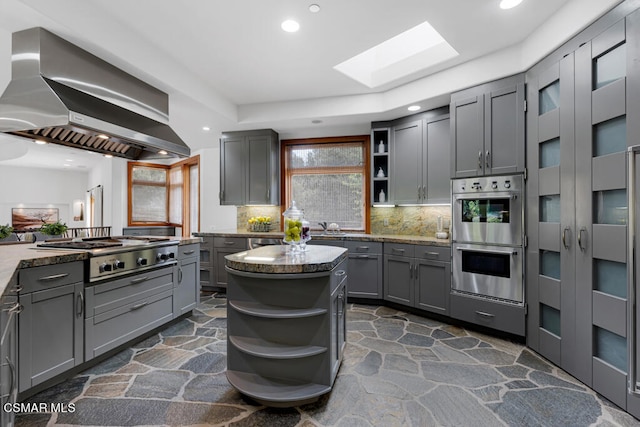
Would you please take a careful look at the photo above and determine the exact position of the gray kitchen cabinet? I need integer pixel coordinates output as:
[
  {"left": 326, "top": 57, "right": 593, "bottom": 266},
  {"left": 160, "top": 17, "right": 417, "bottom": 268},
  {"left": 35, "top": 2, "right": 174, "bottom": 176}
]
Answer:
[
  {"left": 416, "top": 254, "right": 451, "bottom": 316},
  {"left": 345, "top": 241, "right": 383, "bottom": 299},
  {"left": 450, "top": 74, "right": 525, "bottom": 178},
  {"left": 84, "top": 265, "right": 175, "bottom": 359},
  {"left": 220, "top": 129, "right": 280, "bottom": 206},
  {"left": 199, "top": 236, "right": 214, "bottom": 292},
  {"left": 384, "top": 243, "right": 450, "bottom": 315},
  {"left": 198, "top": 236, "right": 213, "bottom": 291},
  {"left": 174, "top": 243, "right": 200, "bottom": 316},
  {"left": 372, "top": 107, "right": 450, "bottom": 205},
  {"left": 1, "top": 281, "right": 19, "bottom": 427},
  {"left": 393, "top": 119, "right": 423, "bottom": 204},
  {"left": 18, "top": 262, "right": 84, "bottom": 393},
  {"left": 526, "top": 12, "right": 640, "bottom": 416},
  {"left": 213, "top": 237, "right": 247, "bottom": 289}
]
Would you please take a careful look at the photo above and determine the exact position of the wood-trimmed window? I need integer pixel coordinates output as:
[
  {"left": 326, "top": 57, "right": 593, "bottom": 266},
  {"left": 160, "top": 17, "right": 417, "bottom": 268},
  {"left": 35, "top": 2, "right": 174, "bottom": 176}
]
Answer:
[
  {"left": 128, "top": 155, "right": 200, "bottom": 236},
  {"left": 282, "top": 136, "right": 370, "bottom": 233}
]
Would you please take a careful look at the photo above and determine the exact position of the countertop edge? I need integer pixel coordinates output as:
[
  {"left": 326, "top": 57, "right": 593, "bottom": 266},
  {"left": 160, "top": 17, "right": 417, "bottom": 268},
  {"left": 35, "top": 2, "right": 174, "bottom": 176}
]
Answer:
[{"left": 194, "top": 232, "right": 450, "bottom": 247}]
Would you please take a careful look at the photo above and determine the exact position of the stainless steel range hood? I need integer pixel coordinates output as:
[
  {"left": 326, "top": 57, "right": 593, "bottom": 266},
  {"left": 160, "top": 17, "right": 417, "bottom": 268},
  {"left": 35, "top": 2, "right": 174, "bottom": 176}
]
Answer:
[{"left": 0, "top": 27, "right": 190, "bottom": 160}]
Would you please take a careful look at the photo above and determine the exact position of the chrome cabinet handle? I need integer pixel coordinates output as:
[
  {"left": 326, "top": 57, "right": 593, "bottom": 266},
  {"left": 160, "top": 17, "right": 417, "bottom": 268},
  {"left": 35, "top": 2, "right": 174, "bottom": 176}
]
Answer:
[
  {"left": 475, "top": 311, "right": 495, "bottom": 318},
  {"left": 224, "top": 241, "right": 236, "bottom": 245},
  {"left": 183, "top": 250, "right": 195, "bottom": 255},
  {"left": 130, "top": 276, "right": 149, "bottom": 284},
  {"left": 562, "top": 227, "right": 571, "bottom": 249},
  {"left": 392, "top": 248, "right": 405, "bottom": 254},
  {"left": 335, "top": 270, "right": 346, "bottom": 277},
  {"left": 76, "top": 292, "right": 84, "bottom": 317},
  {"left": 424, "top": 251, "right": 440, "bottom": 259},
  {"left": 629, "top": 147, "right": 638, "bottom": 395},
  {"left": 4, "top": 356, "right": 15, "bottom": 405},
  {"left": 131, "top": 302, "right": 149, "bottom": 311},
  {"left": 478, "top": 151, "right": 483, "bottom": 169},
  {"left": 38, "top": 273, "right": 69, "bottom": 281},
  {"left": 578, "top": 227, "right": 587, "bottom": 251},
  {"left": 485, "top": 150, "right": 491, "bottom": 169},
  {"left": 409, "top": 263, "right": 413, "bottom": 279},
  {"left": 178, "top": 267, "right": 183, "bottom": 284}
]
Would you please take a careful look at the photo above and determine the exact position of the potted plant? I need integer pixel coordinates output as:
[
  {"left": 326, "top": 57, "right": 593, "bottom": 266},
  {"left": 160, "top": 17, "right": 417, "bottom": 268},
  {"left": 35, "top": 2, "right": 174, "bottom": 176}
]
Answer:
[
  {"left": 40, "top": 220, "right": 68, "bottom": 237},
  {"left": 0, "top": 224, "right": 14, "bottom": 240}
]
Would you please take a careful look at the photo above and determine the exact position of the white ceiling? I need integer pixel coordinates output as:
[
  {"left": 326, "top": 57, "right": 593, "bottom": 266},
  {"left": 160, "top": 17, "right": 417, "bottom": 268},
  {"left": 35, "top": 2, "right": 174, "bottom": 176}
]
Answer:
[{"left": 0, "top": 0, "right": 623, "bottom": 169}]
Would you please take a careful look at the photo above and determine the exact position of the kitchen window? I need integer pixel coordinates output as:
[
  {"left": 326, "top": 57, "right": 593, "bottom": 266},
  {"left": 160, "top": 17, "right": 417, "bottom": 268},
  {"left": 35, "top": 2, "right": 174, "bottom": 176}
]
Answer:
[
  {"left": 127, "top": 155, "right": 200, "bottom": 235},
  {"left": 282, "top": 136, "right": 370, "bottom": 232}
]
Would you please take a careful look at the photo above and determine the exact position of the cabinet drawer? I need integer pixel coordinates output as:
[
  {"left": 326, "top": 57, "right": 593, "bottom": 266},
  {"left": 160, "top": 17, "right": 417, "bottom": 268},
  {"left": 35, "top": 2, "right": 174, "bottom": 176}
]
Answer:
[
  {"left": 450, "top": 293, "right": 525, "bottom": 336},
  {"left": 415, "top": 245, "right": 450, "bottom": 262},
  {"left": 213, "top": 237, "right": 247, "bottom": 249},
  {"left": 85, "top": 289, "right": 173, "bottom": 358},
  {"left": 85, "top": 266, "right": 175, "bottom": 317},
  {"left": 383, "top": 243, "right": 415, "bottom": 257},
  {"left": 20, "top": 261, "right": 84, "bottom": 293},
  {"left": 179, "top": 243, "right": 199, "bottom": 259},
  {"left": 345, "top": 241, "right": 382, "bottom": 254}
]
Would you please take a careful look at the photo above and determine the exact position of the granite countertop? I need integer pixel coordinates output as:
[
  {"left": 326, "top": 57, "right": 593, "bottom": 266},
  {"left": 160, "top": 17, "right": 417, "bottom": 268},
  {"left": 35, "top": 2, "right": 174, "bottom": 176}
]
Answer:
[
  {"left": 0, "top": 236, "right": 202, "bottom": 298},
  {"left": 224, "top": 245, "right": 348, "bottom": 274},
  {"left": 194, "top": 231, "right": 450, "bottom": 247}
]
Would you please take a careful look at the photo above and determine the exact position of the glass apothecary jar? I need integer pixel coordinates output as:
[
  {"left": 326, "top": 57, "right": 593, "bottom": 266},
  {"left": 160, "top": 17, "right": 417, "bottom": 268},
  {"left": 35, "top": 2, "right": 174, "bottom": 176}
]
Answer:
[{"left": 283, "top": 201, "right": 311, "bottom": 251}]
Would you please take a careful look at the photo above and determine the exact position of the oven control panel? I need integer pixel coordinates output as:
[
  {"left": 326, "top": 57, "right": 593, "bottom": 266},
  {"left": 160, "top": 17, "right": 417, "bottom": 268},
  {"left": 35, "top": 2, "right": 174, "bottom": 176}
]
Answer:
[
  {"left": 88, "top": 244, "right": 178, "bottom": 282},
  {"left": 453, "top": 174, "right": 523, "bottom": 194}
]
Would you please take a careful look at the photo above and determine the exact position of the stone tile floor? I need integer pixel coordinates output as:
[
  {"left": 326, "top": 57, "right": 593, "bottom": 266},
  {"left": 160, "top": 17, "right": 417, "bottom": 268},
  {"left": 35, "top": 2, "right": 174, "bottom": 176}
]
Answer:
[{"left": 15, "top": 294, "right": 640, "bottom": 426}]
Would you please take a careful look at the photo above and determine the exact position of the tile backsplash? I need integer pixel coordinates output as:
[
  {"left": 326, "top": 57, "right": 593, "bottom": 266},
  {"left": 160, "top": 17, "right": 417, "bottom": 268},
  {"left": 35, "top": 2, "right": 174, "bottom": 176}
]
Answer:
[
  {"left": 237, "top": 205, "right": 450, "bottom": 237},
  {"left": 370, "top": 205, "right": 451, "bottom": 237},
  {"left": 237, "top": 206, "right": 282, "bottom": 232}
]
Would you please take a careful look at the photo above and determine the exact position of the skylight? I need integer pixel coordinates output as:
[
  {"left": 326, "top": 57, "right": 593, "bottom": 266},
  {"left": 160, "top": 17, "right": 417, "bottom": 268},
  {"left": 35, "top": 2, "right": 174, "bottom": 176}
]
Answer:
[{"left": 334, "top": 20, "right": 458, "bottom": 88}]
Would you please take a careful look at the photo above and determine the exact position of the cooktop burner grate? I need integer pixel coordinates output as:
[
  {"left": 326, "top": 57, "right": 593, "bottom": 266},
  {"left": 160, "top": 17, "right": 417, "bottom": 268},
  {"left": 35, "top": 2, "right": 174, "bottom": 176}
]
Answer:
[{"left": 37, "top": 241, "right": 123, "bottom": 249}]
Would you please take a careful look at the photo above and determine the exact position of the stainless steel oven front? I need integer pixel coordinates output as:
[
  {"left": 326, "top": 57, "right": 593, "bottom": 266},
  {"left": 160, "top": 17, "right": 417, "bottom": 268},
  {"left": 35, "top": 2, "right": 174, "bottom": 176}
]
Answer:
[
  {"left": 452, "top": 243, "right": 524, "bottom": 304},
  {"left": 452, "top": 175, "right": 523, "bottom": 246}
]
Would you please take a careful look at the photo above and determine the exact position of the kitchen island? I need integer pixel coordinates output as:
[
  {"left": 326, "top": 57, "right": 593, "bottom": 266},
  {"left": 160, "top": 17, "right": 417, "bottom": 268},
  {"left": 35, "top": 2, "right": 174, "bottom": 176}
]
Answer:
[{"left": 225, "top": 244, "right": 348, "bottom": 407}]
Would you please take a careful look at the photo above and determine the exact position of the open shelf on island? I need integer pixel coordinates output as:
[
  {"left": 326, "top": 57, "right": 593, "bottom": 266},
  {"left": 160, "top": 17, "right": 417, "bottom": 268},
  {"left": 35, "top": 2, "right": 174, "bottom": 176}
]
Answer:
[
  {"left": 229, "top": 335, "right": 327, "bottom": 359},
  {"left": 229, "top": 300, "right": 327, "bottom": 318}
]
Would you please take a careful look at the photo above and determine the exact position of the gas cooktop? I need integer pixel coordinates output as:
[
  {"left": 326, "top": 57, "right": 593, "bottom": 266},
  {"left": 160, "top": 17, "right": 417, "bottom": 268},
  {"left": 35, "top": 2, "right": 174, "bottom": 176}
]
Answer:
[{"left": 36, "top": 236, "right": 173, "bottom": 250}]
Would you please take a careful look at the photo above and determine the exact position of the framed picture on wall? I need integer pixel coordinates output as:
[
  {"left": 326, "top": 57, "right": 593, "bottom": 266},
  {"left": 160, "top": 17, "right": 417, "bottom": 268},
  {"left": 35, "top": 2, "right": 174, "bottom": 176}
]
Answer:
[{"left": 11, "top": 208, "right": 59, "bottom": 231}]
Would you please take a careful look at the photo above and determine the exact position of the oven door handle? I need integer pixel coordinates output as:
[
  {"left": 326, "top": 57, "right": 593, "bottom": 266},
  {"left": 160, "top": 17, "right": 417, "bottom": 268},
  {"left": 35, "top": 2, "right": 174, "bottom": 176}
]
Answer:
[{"left": 456, "top": 247, "right": 518, "bottom": 256}]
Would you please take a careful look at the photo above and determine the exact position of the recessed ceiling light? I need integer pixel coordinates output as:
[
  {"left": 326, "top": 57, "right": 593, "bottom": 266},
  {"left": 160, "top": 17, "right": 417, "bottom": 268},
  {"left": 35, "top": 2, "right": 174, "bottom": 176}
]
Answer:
[
  {"left": 408, "top": 105, "right": 421, "bottom": 111},
  {"left": 97, "top": 134, "right": 109, "bottom": 139},
  {"left": 499, "top": 0, "right": 523, "bottom": 9},
  {"left": 104, "top": 154, "right": 113, "bottom": 158},
  {"left": 158, "top": 150, "right": 168, "bottom": 155},
  {"left": 202, "top": 126, "right": 210, "bottom": 131},
  {"left": 281, "top": 19, "right": 300, "bottom": 33},
  {"left": 309, "top": 4, "right": 320, "bottom": 13},
  {"left": 312, "top": 119, "right": 323, "bottom": 124},
  {"left": 34, "top": 140, "right": 47, "bottom": 145},
  {"left": 63, "top": 163, "right": 70, "bottom": 167},
  {"left": 65, "top": 158, "right": 74, "bottom": 162}
]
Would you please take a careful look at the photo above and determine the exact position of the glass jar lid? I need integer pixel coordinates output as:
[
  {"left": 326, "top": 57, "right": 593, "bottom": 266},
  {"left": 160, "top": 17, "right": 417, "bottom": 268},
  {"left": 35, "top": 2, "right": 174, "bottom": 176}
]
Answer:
[{"left": 283, "top": 200, "right": 304, "bottom": 220}]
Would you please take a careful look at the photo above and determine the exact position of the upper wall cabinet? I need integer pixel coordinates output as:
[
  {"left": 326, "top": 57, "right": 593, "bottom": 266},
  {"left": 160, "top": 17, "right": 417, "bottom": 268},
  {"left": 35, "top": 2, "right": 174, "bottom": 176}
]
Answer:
[
  {"left": 372, "top": 108, "right": 450, "bottom": 205},
  {"left": 219, "top": 129, "right": 280, "bottom": 206},
  {"left": 450, "top": 74, "right": 526, "bottom": 178}
]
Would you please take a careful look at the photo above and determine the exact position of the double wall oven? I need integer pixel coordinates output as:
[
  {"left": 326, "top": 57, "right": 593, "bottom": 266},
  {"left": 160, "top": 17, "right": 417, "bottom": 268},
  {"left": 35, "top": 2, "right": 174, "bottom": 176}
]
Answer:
[{"left": 451, "top": 174, "right": 525, "bottom": 305}]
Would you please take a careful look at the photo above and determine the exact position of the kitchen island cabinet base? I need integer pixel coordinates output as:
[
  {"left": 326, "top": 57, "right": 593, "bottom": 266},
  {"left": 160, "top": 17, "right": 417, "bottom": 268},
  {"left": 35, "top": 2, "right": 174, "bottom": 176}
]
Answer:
[{"left": 225, "top": 246, "right": 347, "bottom": 408}]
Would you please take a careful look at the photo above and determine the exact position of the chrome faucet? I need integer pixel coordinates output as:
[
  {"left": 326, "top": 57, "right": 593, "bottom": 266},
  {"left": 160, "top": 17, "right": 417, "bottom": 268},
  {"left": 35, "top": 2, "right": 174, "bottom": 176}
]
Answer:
[{"left": 318, "top": 222, "right": 327, "bottom": 231}]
